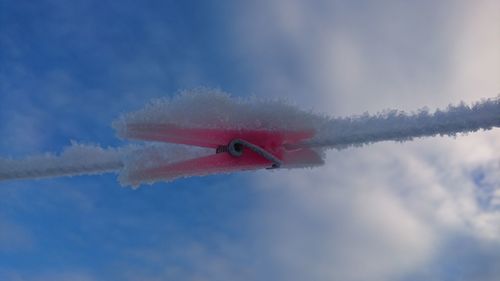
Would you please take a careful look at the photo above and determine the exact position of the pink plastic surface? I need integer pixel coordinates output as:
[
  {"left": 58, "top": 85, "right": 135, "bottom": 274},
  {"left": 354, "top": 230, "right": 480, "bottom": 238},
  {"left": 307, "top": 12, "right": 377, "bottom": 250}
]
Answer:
[{"left": 123, "top": 123, "right": 323, "bottom": 183}]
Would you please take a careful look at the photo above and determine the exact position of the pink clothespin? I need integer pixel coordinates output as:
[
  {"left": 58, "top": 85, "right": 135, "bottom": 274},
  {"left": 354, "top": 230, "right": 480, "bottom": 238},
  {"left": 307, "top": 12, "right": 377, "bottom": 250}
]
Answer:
[{"left": 120, "top": 123, "right": 324, "bottom": 185}]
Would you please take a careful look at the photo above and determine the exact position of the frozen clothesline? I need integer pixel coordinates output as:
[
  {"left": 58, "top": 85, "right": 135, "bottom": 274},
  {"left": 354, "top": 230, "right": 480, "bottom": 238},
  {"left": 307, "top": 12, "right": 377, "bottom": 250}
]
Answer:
[
  {"left": 0, "top": 91, "right": 499, "bottom": 187},
  {"left": 306, "top": 97, "right": 500, "bottom": 149},
  {"left": 0, "top": 143, "right": 125, "bottom": 181}
]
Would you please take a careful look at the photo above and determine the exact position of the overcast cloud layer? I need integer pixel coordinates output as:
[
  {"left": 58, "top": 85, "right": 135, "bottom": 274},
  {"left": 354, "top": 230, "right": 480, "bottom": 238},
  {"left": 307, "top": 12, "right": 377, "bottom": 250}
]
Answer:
[{"left": 232, "top": 1, "right": 500, "bottom": 280}]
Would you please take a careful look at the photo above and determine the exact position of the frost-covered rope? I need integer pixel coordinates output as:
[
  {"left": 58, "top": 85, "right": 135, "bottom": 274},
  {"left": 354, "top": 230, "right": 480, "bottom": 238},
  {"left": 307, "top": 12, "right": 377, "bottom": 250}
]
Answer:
[
  {"left": 298, "top": 96, "right": 500, "bottom": 150},
  {"left": 0, "top": 160, "right": 123, "bottom": 180},
  {"left": 1, "top": 90, "right": 498, "bottom": 187},
  {"left": 0, "top": 143, "right": 125, "bottom": 182}
]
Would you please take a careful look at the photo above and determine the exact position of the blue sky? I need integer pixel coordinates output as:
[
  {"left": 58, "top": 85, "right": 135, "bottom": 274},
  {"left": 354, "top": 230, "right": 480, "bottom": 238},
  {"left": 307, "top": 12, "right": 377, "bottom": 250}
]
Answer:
[{"left": 1, "top": 1, "right": 500, "bottom": 280}]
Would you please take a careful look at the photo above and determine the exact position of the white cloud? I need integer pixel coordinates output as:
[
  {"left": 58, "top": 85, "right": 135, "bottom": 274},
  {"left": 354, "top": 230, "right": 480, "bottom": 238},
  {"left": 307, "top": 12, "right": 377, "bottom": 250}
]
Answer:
[
  {"left": 447, "top": 0, "right": 500, "bottom": 101},
  {"left": 227, "top": 0, "right": 500, "bottom": 280},
  {"left": 252, "top": 155, "right": 436, "bottom": 281},
  {"left": 231, "top": 0, "right": 499, "bottom": 111}
]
